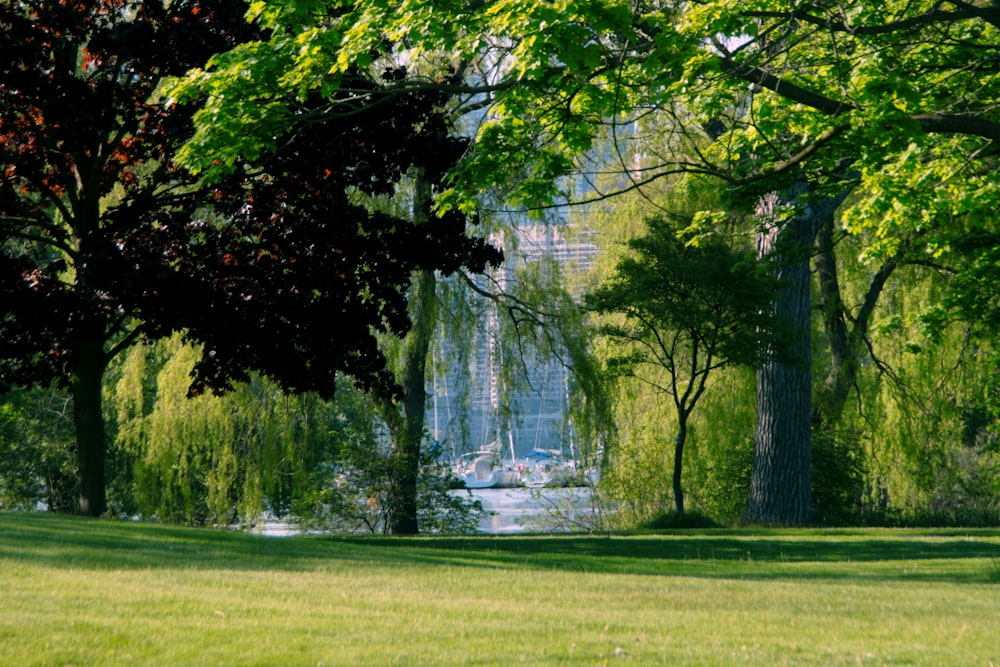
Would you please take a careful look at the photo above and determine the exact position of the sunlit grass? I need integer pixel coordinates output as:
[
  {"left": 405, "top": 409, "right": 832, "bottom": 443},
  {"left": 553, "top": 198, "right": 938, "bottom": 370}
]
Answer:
[{"left": 1, "top": 513, "right": 998, "bottom": 665}]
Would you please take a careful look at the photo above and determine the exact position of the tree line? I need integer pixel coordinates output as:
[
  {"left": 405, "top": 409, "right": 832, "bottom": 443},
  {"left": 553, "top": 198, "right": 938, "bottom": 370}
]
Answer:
[{"left": 2, "top": 0, "right": 999, "bottom": 530}]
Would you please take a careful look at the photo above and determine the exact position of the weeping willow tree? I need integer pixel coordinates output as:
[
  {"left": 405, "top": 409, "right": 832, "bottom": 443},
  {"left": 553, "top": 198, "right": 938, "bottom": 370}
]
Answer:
[
  {"left": 111, "top": 333, "right": 346, "bottom": 527},
  {"left": 833, "top": 258, "right": 1000, "bottom": 525},
  {"left": 420, "top": 211, "right": 613, "bottom": 490},
  {"left": 492, "top": 249, "right": 609, "bottom": 466}
]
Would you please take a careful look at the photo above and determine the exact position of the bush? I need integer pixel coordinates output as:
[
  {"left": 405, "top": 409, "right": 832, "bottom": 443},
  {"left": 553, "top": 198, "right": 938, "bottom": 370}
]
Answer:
[
  {"left": 0, "top": 388, "right": 77, "bottom": 512},
  {"left": 811, "top": 428, "right": 865, "bottom": 525},
  {"left": 641, "top": 510, "right": 720, "bottom": 530}
]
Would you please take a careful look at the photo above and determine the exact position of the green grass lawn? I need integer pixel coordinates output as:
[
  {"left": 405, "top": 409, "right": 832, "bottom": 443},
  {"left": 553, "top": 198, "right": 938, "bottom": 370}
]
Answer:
[{"left": 1, "top": 512, "right": 998, "bottom": 666}]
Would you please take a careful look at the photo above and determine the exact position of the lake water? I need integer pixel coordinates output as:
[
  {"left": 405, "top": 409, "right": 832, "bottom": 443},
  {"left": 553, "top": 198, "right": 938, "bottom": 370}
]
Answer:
[
  {"left": 463, "top": 486, "right": 597, "bottom": 534},
  {"left": 262, "top": 486, "right": 597, "bottom": 536}
]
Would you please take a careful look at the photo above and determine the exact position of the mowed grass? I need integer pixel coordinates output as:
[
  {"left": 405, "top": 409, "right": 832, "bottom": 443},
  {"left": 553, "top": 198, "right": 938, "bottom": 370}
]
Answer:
[{"left": 1, "top": 513, "right": 998, "bottom": 666}]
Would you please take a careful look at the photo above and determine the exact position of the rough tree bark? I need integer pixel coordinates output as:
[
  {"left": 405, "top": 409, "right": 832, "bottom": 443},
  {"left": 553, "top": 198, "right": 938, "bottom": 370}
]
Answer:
[
  {"left": 746, "top": 191, "right": 816, "bottom": 525},
  {"left": 745, "top": 183, "right": 852, "bottom": 525}
]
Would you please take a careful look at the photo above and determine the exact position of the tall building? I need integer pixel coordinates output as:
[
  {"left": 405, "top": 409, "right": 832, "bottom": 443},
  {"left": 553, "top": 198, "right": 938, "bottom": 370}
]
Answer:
[{"left": 429, "top": 217, "right": 596, "bottom": 463}]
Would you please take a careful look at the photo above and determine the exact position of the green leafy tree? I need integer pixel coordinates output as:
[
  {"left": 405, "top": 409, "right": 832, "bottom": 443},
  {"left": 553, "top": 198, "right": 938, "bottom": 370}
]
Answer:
[
  {"left": 587, "top": 216, "right": 782, "bottom": 514},
  {"left": 170, "top": 0, "right": 1000, "bottom": 525}
]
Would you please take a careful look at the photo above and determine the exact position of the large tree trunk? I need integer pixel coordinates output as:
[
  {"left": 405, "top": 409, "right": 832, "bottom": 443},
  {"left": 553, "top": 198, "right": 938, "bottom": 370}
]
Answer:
[
  {"left": 746, "top": 184, "right": 854, "bottom": 525},
  {"left": 385, "top": 174, "right": 437, "bottom": 535},
  {"left": 72, "top": 337, "right": 108, "bottom": 517},
  {"left": 746, "top": 196, "right": 815, "bottom": 525}
]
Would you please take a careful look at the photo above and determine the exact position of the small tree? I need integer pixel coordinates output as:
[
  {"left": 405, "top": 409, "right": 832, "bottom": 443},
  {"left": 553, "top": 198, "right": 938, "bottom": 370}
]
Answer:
[
  {"left": 0, "top": 388, "right": 76, "bottom": 511},
  {"left": 587, "top": 215, "right": 783, "bottom": 515}
]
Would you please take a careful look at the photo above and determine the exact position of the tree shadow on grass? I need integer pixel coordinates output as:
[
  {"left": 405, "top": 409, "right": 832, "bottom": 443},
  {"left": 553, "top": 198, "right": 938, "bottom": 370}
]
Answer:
[
  {"left": 1, "top": 512, "right": 998, "bottom": 585},
  {"left": 339, "top": 531, "right": 1000, "bottom": 584},
  {"left": 0, "top": 511, "right": 340, "bottom": 571}
]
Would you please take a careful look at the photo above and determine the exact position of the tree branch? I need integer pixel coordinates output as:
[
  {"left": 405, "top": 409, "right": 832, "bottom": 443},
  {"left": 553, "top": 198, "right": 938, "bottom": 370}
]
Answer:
[
  {"left": 718, "top": 58, "right": 1000, "bottom": 142},
  {"left": 745, "top": 6, "right": 1000, "bottom": 36},
  {"left": 718, "top": 56, "right": 855, "bottom": 116},
  {"left": 913, "top": 113, "right": 1000, "bottom": 142}
]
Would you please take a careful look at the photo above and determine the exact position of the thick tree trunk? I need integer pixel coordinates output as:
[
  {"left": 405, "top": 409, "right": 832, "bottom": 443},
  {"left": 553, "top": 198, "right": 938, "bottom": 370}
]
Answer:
[
  {"left": 385, "top": 174, "right": 437, "bottom": 535},
  {"left": 746, "top": 203, "right": 814, "bottom": 525},
  {"left": 745, "top": 182, "right": 855, "bottom": 525},
  {"left": 72, "top": 337, "right": 108, "bottom": 517}
]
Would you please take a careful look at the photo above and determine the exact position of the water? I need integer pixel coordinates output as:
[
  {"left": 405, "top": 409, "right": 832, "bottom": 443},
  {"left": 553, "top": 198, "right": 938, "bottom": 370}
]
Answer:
[
  {"left": 466, "top": 487, "right": 595, "bottom": 534},
  {"left": 261, "top": 486, "right": 596, "bottom": 536}
]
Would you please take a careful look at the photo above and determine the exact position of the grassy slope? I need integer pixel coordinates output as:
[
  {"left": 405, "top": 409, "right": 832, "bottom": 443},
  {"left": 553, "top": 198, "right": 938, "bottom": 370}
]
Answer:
[{"left": 1, "top": 512, "right": 998, "bottom": 666}]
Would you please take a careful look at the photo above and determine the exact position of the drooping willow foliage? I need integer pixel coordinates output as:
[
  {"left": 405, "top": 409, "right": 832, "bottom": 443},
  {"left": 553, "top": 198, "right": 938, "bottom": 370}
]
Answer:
[
  {"left": 110, "top": 333, "right": 340, "bottom": 526},
  {"left": 582, "top": 158, "right": 1000, "bottom": 528}
]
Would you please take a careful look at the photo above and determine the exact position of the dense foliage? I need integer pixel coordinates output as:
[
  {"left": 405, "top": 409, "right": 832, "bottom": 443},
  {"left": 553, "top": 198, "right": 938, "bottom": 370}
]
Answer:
[
  {"left": 2, "top": 0, "right": 999, "bottom": 529},
  {"left": 1, "top": 1, "right": 498, "bottom": 517},
  {"left": 123, "top": 73, "right": 500, "bottom": 400},
  {"left": 587, "top": 214, "right": 785, "bottom": 514},
  {"left": 0, "top": 0, "right": 261, "bottom": 515}
]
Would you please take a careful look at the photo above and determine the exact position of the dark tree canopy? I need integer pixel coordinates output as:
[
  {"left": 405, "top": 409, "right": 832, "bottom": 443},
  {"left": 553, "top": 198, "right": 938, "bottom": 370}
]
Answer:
[
  {"left": 0, "top": 0, "right": 266, "bottom": 515},
  {"left": 0, "top": 0, "right": 499, "bottom": 515},
  {"left": 122, "top": 76, "right": 502, "bottom": 400},
  {"left": 1, "top": 1, "right": 499, "bottom": 400},
  {"left": 0, "top": 0, "right": 258, "bottom": 392}
]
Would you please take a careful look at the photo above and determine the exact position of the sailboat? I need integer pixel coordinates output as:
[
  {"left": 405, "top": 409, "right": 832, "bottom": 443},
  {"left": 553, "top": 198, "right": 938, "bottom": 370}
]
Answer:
[
  {"left": 453, "top": 436, "right": 523, "bottom": 489},
  {"left": 453, "top": 450, "right": 500, "bottom": 489}
]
